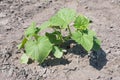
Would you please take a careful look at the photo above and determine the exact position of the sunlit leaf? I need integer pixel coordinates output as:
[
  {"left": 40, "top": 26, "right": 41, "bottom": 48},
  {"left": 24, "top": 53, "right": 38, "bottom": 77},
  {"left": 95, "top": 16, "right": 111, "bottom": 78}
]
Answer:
[
  {"left": 39, "top": 21, "right": 51, "bottom": 31},
  {"left": 25, "top": 36, "right": 53, "bottom": 63},
  {"left": 74, "top": 15, "right": 90, "bottom": 30},
  {"left": 25, "top": 22, "right": 40, "bottom": 37},
  {"left": 49, "top": 8, "right": 77, "bottom": 28},
  {"left": 20, "top": 54, "right": 29, "bottom": 64},
  {"left": 53, "top": 46, "right": 63, "bottom": 58},
  {"left": 71, "top": 30, "right": 94, "bottom": 51}
]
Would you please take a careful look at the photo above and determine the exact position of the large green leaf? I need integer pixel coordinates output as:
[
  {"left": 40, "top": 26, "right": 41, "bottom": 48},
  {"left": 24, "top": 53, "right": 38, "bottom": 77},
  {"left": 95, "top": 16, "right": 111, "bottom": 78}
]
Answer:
[
  {"left": 39, "top": 21, "right": 51, "bottom": 31},
  {"left": 49, "top": 8, "right": 76, "bottom": 29},
  {"left": 25, "top": 36, "right": 53, "bottom": 63},
  {"left": 74, "top": 15, "right": 90, "bottom": 30},
  {"left": 53, "top": 46, "right": 63, "bottom": 58},
  {"left": 25, "top": 22, "right": 40, "bottom": 37},
  {"left": 71, "top": 30, "right": 94, "bottom": 51}
]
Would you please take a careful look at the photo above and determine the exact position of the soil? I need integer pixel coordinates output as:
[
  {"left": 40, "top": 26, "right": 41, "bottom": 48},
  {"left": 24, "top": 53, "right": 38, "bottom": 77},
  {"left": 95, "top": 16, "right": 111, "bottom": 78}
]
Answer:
[{"left": 0, "top": 0, "right": 120, "bottom": 80}]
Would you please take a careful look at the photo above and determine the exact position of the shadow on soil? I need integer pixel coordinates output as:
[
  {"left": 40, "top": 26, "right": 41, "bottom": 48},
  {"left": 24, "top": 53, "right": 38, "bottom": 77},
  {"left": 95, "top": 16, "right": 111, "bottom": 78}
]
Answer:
[
  {"left": 63, "top": 40, "right": 90, "bottom": 58},
  {"left": 42, "top": 40, "right": 107, "bottom": 70},
  {"left": 89, "top": 49, "right": 107, "bottom": 70},
  {"left": 63, "top": 40, "right": 107, "bottom": 70},
  {"left": 41, "top": 58, "right": 70, "bottom": 67}
]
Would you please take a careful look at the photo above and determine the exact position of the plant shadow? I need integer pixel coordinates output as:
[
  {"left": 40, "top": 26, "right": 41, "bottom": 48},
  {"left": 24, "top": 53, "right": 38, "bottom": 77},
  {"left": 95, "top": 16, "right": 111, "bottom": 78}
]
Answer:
[
  {"left": 41, "top": 58, "right": 70, "bottom": 67},
  {"left": 62, "top": 40, "right": 107, "bottom": 70},
  {"left": 41, "top": 40, "right": 107, "bottom": 70},
  {"left": 62, "top": 40, "right": 88, "bottom": 57},
  {"left": 89, "top": 49, "right": 107, "bottom": 70}
]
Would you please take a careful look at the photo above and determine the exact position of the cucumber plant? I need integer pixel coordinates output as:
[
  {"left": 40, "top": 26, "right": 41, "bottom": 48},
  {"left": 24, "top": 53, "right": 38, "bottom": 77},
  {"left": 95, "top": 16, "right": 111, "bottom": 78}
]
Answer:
[{"left": 18, "top": 8, "right": 101, "bottom": 64}]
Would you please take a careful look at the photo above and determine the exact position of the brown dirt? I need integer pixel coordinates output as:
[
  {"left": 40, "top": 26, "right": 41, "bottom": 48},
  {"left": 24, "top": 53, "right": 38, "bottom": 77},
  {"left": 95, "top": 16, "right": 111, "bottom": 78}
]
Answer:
[{"left": 0, "top": 0, "right": 120, "bottom": 80}]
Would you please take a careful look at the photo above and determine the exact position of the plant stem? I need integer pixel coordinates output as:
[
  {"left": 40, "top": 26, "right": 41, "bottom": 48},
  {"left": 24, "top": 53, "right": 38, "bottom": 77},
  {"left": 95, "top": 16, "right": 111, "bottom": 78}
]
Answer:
[
  {"left": 34, "top": 34, "right": 39, "bottom": 41},
  {"left": 59, "top": 26, "right": 62, "bottom": 33},
  {"left": 68, "top": 25, "right": 72, "bottom": 36}
]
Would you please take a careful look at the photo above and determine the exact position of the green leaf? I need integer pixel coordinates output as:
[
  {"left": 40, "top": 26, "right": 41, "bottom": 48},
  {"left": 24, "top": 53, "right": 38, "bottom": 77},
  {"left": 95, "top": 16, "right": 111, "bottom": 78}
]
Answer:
[
  {"left": 87, "top": 29, "right": 96, "bottom": 36},
  {"left": 45, "top": 31, "right": 63, "bottom": 45},
  {"left": 74, "top": 15, "right": 90, "bottom": 30},
  {"left": 39, "top": 21, "right": 51, "bottom": 31},
  {"left": 20, "top": 54, "right": 29, "bottom": 64},
  {"left": 25, "top": 22, "right": 40, "bottom": 37},
  {"left": 71, "top": 30, "right": 94, "bottom": 51},
  {"left": 92, "top": 37, "right": 101, "bottom": 51},
  {"left": 49, "top": 8, "right": 76, "bottom": 29},
  {"left": 53, "top": 46, "right": 63, "bottom": 58},
  {"left": 17, "top": 38, "right": 28, "bottom": 49},
  {"left": 45, "top": 32, "right": 57, "bottom": 43},
  {"left": 25, "top": 36, "right": 53, "bottom": 63}
]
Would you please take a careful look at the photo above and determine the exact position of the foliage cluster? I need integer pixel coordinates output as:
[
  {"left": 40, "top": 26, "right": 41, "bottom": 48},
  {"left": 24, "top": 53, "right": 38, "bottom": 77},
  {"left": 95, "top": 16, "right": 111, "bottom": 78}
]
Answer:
[{"left": 18, "top": 8, "right": 101, "bottom": 64}]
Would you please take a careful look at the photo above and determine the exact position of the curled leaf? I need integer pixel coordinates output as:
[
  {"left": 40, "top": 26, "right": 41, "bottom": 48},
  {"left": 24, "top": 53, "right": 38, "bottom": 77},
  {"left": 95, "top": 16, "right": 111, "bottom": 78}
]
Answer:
[{"left": 74, "top": 15, "right": 90, "bottom": 30}]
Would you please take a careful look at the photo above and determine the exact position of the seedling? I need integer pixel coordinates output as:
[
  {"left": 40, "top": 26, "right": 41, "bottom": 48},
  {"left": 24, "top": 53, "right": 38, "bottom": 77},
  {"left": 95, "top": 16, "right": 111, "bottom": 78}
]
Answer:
[{"left": 18, "top": 8, "right": 101, "bottom": 64}]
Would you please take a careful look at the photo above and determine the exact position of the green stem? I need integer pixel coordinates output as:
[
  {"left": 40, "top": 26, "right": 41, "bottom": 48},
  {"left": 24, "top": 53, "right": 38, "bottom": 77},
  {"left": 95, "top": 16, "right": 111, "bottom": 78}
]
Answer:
[
  {"left": 34, "top": 34, "right": 39, "bottom": 41},
  {"left": 68, "top": 25, "right": 72, "bottom": 36}
]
